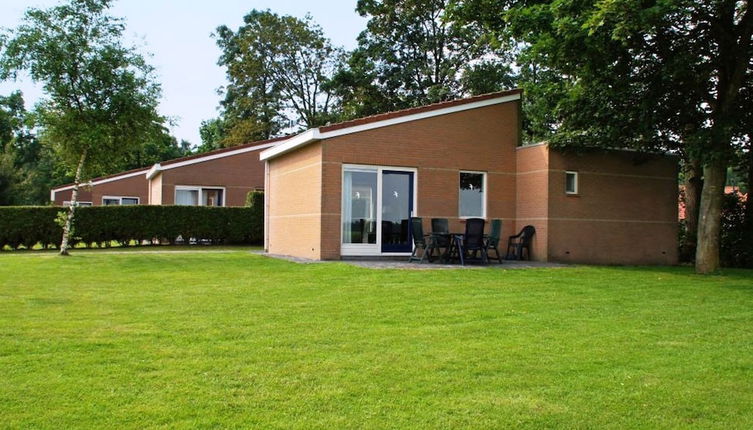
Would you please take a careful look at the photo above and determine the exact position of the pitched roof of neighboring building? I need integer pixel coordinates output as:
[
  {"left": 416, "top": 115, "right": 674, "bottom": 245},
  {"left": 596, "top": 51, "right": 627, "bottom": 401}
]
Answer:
[
  {"left": 260, "top": 89, "right": 523, "bottom": 161},
  {"left": 52, "top": 136, "right": 289, "bottom": 192}
]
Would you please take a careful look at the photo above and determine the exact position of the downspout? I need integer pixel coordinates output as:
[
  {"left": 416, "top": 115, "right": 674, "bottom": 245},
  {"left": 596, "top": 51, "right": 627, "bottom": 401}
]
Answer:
[{"left": 264, "top": 160, "right": 270, "bottom": 252}]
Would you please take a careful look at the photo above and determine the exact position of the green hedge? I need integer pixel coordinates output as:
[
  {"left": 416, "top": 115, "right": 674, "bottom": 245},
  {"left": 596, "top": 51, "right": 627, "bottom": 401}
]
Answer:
[{"left": 0, "top": 205, "right": 262, "bottom": 250}]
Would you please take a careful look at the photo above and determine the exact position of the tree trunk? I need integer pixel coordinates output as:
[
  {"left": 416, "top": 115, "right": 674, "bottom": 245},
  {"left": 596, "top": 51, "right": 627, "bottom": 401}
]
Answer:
[
  {"left": 681, "top": 159, "right": 702, "bottom": 261},
  {"left": 59, "top": 149, "right": 87, "bottom": 256},
  {"left": 695, "top": 160, "right": 726, "bottom": 273},
  {"left": 746, "top": 149, "right": 753, "bottom": 227}
]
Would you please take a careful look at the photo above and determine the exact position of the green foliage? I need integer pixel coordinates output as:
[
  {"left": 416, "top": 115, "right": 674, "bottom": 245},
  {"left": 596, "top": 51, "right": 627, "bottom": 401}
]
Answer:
[
  {"left": 212, "top": 10, "right": 343, "bottom": 146},
  {"left": 332, "top": 0, "right": 501, "bottom": 115},
  {"left": 720, "top": 192, "right": 753, "bottom": 268},
  {"left": 0, "top": 0, "right": 164, "bottom": 180},
  {"left": 197, "top": 117, "right": 227, "bottom": 153},
  {"left": 0, "top": 206, "right": 262, "bottom": 249},
  {"left": 245, "top": 190, "right": 264, "bottom": 241},
  {"left": 122, "top": 126, "right": 192, "bottom": 171}
]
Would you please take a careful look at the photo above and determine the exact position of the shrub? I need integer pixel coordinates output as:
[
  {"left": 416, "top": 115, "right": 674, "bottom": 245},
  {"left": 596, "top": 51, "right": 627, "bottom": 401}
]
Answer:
[
  {"left": 0, "top": 205, "right": 262, "bottom": 250},
  {"left": 720, "top": 193, "right": 753, "bottom": 268},
  {"left": 246, "top": 191, "right": 264, "bottom": 241}
]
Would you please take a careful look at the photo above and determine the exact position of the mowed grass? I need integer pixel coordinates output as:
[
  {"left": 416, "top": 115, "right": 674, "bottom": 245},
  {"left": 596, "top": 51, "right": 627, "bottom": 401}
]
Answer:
[{"left": 0, "top": 252, "right": 751, "bottom": 429}]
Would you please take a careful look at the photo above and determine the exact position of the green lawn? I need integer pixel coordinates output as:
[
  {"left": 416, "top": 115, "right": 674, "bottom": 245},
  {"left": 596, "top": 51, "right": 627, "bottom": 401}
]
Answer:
[{"left": 0, "top": 251, "right": 751, "bottom": 429}]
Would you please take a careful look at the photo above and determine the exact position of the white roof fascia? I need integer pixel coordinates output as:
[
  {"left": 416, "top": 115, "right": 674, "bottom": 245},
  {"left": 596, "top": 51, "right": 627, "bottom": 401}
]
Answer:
[
  {"left": 51, "top": 169, "right": 147, "bottom": 194},
  {"left": 154, "top": 141, "right": 279, "bottom": 174},
  {"left": 259, "top": 93, "right": 521, "bottom": 161},
  {"left": 259, "top": 129, "right": 320, "bottom": 161},
  {"left": 145, "top": 163, "right": 162, "bottom": 180}
]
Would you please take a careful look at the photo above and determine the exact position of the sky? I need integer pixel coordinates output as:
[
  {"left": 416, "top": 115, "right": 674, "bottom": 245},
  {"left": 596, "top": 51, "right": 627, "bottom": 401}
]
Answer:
[{"left": 0, "top": 0, "right": 368, "bottom": 147}]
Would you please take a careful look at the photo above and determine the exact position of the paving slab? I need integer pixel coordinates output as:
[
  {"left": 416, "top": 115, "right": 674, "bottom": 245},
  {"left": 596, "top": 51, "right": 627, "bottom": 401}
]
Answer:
[{"left": 259, "top": 252, "right": 568, "bottom": 270}]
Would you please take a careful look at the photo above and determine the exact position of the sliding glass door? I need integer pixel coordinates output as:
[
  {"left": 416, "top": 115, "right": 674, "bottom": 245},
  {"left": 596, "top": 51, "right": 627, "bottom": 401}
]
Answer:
[
  {"left": 380, "top": 170, "right": 414, "bottom": 253},
  {"left": 341, "top": 166, "right": 416, "bottom": 256}
]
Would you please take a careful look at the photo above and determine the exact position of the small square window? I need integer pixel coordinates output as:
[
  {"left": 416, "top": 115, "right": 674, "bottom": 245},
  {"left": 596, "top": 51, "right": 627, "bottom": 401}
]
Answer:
[{"left": 565, "top": 171, "right": 578, "bottom": 194}]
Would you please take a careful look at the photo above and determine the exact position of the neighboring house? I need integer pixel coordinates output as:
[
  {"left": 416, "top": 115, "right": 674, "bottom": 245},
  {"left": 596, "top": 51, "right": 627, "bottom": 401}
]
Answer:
[
  {"left": 51, "top": 167, "right": 149, "bottom": 207},
  {"left": 51, "top": 138, "right": 283, "bottom": 207},
  {"left": 678, "top": 186, "right": 748, "bottom": 220},
  {"left": 260, "top": 89, "right": 679, "bottom": 264}
]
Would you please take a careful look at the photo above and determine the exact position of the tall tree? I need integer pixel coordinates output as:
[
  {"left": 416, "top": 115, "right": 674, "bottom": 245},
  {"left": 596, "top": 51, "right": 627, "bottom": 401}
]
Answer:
[
  {"left": 333, "top": 0, "right": 508, "bottom": 116},
  {"left": 453, "top": 0, "right": 753, "bottom": 273},
  {"left": 0, "top": 0, "right": 163, "bottom": 255},
  {"left": 0, "top": 91, "right": 66, "bottom": 206},
  {"left": 213, "top": 10, "right": 343, "bottom": 146}
]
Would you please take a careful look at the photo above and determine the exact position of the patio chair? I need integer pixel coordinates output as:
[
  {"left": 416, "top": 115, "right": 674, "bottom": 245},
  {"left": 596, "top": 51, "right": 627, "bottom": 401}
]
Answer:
[
  {"left": 431, "top": 218, "right": 451, "bottom": 259},
  {"left": 484, "top": 219, "right": 503, "bottom": 263},
  {"left": 506, "top": 225, "right": 536, "bottom": 260},
  {"left": 409, "top": 217, "right": 438, "bottom": 263},
  {"left": 458, "top": 218, "right": 488, "bottom": 265}
]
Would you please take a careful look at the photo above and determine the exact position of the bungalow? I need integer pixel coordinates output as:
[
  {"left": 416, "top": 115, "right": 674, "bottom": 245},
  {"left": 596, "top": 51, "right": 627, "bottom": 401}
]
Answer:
[
  {"left": 260, "top": 89, "right": 679, "bottom": 264},
  {"left": 50, "top": 137, "right": 284, "bottom": 207}
]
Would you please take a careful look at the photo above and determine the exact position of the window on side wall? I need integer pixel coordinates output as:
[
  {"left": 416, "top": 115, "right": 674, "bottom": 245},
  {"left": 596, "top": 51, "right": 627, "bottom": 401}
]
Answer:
[
  {"left": 103, "top": 196, "right": 140, "bottom": 205},
  {"left": 459, "top": 171, "right": 486, "bottom": 218},
  {"left": 175, "top": 187, "right": 225, "bottom": 206},
  {"left": 63, "top": 201, "right": 92, "bottom": 207},
  {"left": 565, "top": 171, "right": 578, "bottom": 195}
]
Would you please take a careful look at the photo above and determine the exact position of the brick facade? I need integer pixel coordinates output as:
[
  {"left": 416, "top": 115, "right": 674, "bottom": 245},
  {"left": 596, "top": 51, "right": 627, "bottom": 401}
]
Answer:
[
  {"left": 151, "top": 148, "right": 266, "bottom": 206},
  {"left": 52, "top": 172, "right": 147, "bottom": 206},
  {"left": 265, "top": 92, "right": 679, "bottom": 265}
]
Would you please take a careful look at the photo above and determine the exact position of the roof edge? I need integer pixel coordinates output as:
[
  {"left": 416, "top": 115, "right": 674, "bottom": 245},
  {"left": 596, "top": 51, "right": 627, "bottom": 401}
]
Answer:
[{"left": 260, "top": 90, "right": 522, "bottom": 161}]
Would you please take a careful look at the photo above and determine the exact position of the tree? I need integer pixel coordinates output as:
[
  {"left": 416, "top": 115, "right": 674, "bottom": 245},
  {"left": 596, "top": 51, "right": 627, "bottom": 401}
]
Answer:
[
  {"left": 453, "top": 0, "right": 753, "bottom": 273},
  {"left": 122, "top": 126, "right": 191, "bottom": 171},
  {"left": 0, "top": 0, "right": 163, "bottom": 255},
  {"left": 329, "top": 0, "right": 516, "bottom": 119},
  {"left": 213, "top": 10, "right": 343, "bottom": 145}
]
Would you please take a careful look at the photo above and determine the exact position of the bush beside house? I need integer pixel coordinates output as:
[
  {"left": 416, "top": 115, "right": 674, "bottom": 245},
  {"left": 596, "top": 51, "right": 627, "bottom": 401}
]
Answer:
[{"left": 0, "top": 206, "right": 262, "bottom": 250}]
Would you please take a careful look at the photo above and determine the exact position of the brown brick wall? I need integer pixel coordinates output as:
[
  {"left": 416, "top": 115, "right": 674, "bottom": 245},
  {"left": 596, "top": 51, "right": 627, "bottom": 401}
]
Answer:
[
  {"left": 514, "top": 144, "right": 550, "bottom": 261},
  {"left": 52, "top": 174, "right": 147, "bottom": 206},
  {"left": 53, "top": 188, "right": 93, "bottom": 205},
  {"left": 546, "top": 149, "right": 678, "bottom": 264},
  {"left": 266, "top": 143, "right": 323, "bottom": 260},
  {"left": 319, "top": 101, "right": 520, "bottom": 258},
  {"left": 157, "top": 149, "right": 265, "bottom": 206}
]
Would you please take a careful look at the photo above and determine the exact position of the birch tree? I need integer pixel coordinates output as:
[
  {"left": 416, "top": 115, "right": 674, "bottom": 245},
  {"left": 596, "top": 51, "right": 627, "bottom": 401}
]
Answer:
[{"left": 0, "top": 0, "right": 162, "bottom": 254}]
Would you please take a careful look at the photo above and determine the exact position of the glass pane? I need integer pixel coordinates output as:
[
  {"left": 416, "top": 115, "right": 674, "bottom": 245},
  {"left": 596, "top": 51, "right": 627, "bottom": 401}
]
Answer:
[
  {"left": 103, "top": 198, "right": 120, "bottom": 206},
  {"left": 342, "top": 170, "right": 377, "bottom": 244},
  {"left": 566, "top": 173, "right": 576, "bottom": 193},
  {"left": 121, "top": 198, "right": 138, "bottom": 205},
  {"left": 460, "top": 172, "right": 484, "bottom": 217},
  {"left": 381, "top": 172, "right": 411, "bottom": 250},
  {"left": 202, "top": 189, "right": 224, "bottom": 206},
  {"left": 176, "top": 189, "right": 199, "bottom": 206}
]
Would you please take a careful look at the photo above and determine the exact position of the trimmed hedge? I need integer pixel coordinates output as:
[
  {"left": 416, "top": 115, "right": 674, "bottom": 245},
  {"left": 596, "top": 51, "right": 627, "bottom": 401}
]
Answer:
[{"left": 0, "top": 205, "right": 262, "bottom": 250}]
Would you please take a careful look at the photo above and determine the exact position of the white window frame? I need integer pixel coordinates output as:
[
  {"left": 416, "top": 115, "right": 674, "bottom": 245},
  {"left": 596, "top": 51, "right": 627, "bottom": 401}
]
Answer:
[
  {"left": 102, "top": 196, "right": 140, "bottom": 205},
  {"left": 340, "top": 164, "right": 418, "bottom": 257},
  {"left": 63, "top": 201, "right": 92, "bottom": 207},
  {"left": 458, "top": 170, "right": 487, "bottom": 219},
  {"left": 174, "top": 185, "right": 227, "bottom": 207},
  {"left": 565, "top": 171, "right": 579, "bottom": 195}
]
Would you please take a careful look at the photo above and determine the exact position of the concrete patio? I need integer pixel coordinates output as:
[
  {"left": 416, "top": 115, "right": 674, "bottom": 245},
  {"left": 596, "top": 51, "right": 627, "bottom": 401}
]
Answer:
[{"left": 259, "top": 252, "right": 568, "bottom": 270}]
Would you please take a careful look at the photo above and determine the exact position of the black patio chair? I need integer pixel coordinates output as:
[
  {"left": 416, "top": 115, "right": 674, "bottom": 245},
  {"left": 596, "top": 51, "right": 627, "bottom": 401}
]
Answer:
[
  {"left": 409, "top": 217, "right": 438, "bottom": 263},
  {"left": 506, "top": 225, "right": 536, "bottom": 260},
  {"left": 484, "top": 219, "right": 503, "bottom": 263},
  {"left": 431, "top": 218, "right": 451, "bottom": 259},
  {"left": 457, "top": 217, "right": 487, "bottom": 265}
]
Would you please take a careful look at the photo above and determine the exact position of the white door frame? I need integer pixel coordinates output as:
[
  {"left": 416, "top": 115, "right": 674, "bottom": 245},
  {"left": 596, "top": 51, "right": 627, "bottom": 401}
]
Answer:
[{"left": 340, "top": 164, "right": 418, "bottom": 257}]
